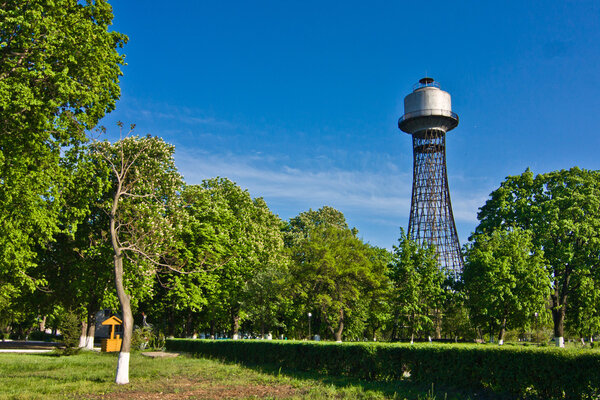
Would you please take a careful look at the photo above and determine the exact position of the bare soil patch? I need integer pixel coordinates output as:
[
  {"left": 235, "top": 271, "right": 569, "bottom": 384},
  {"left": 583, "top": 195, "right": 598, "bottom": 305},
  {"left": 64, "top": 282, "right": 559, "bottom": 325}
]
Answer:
[
  {"left": 95, "top": 377, "right": 303, "bottom": 399},
  {"left": 141, "top": 351, "right": 180, "bottom": 358}
]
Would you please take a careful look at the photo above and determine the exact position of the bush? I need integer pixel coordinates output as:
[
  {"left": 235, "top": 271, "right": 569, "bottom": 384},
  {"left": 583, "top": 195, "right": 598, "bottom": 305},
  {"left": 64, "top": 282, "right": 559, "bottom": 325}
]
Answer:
[
  {"left": 58, "top": 311, "right": 81, "bottom": 355},
  {"left": 28, "top": 330, "right": 60, "bottom": 342},
  {"left": 132, "top": 326, "right": 165, "bottom": 351},
  {"left": 166, "top": 339, "right": 600, "bottom": 400}
]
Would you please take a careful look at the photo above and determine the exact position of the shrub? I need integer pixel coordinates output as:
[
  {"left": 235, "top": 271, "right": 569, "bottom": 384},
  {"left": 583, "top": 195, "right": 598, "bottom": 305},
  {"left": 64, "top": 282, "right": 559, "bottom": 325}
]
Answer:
[
  {"left": 28, "top": 330, "right": 60, "bottom": 342},
  {"left": 166, "top": 339, "right": 600, "bottom": 399},
  {"left": 132, "top": 326, "right": 165, "bottom": 351},
  {"left": 58, "top": 311, "right": 81, "bottom": 355}
]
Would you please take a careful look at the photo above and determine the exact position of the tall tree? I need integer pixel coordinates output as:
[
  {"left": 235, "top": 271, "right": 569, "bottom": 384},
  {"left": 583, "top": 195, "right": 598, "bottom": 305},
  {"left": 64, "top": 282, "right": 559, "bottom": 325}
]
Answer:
[
  {"left": 476, "top": 168, "right": 600, "bottom": 346},
  {"left": 173, "top": 179, "right": 286, "bottom": 340},
  {"left": 363, "top": 247, "right": 393, "bottom": 341},
  {"left": 463, "top": 229, "right": 550, "bottom": 345},
  {"left": 91, "top": 128, "right": 183, "bottom": 384},
  {"left": 0, "top": 0, "right": 126, "bottom": 317},
  {"left": 388, "top": 230, "right": 446, "bottom": 343},
  {"left": 567, "top": 274, "right": 600, "bottom": 343},
  {"left": 287, "top": 207, "right": 383, "bottom": 342}
]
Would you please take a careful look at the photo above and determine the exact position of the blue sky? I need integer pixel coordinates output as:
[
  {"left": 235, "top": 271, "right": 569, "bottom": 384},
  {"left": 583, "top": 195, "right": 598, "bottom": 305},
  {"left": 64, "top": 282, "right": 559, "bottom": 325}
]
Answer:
[{"left": 100, "top": 0, "right": 600, "bottom": 249}]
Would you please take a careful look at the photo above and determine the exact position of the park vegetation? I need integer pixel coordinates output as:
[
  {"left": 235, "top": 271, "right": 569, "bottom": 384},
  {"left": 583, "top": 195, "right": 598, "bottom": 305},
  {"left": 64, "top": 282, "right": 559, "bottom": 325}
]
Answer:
[
  {"left": 2, "top": 0, "right": 600, "bottom": 390},
  {"left": 167, "top": 339, "right": 600, "bottom": 399}
]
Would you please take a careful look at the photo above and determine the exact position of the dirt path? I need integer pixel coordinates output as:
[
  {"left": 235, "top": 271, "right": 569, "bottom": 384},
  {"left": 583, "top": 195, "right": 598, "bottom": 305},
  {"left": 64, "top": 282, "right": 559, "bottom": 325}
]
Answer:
[{"left": 94, "top": 377, "right": 303, "bottom": 399}]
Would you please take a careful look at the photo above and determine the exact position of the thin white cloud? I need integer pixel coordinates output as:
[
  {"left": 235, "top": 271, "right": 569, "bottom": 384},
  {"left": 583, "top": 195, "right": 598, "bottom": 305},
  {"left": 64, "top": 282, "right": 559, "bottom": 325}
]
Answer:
[{"left": 175, "top": 148, "right": 486, "bottom": 227}]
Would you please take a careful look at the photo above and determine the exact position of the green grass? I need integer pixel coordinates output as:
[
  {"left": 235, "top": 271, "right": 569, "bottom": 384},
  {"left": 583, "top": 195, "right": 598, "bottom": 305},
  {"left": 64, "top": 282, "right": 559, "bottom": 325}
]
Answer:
[{"left": 0, "top": 351, "right": 481, "bottom": 399}]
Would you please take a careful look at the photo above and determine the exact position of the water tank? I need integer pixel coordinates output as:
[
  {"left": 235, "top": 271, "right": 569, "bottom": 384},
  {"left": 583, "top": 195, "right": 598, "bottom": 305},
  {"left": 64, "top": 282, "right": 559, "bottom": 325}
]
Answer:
[{"left": 398, "top": 77, "right": 458, "bottom": 134}]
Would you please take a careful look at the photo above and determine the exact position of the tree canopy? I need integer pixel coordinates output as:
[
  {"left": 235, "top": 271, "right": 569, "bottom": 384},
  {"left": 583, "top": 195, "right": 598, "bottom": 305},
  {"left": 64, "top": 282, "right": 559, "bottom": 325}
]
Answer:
[
  {"left": 463, "top": 228, "right": 550, "bottom": 344},
  {"left": 388, "top": 229, "right": 446, "bottom": 343},
  {"left": 0, "top": 0, "right": 126, "bottom": 318},
  {"left": 476, "top": 167, "right": 600, "bottom": 346},
  {"left": 91, "top": 130, "right": 183, "bottom": 384},
  {"left": 286, "top": 207, "right": 385, "bottom": 342}
]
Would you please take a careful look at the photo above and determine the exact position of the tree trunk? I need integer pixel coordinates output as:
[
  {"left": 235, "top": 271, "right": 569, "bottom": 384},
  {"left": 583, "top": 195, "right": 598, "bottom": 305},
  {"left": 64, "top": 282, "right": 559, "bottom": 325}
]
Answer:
[
  {"left": 39, "top": 315, "right": 46, "bottom": 332},
  {"left": 186, "top": 312, "right": 193, "bottom": 337},
  {"left": 166, "top": 312, "right": 176, "bottom": 337},
  {"left": 391, "top": 312, "right": 399, "bottom": 341},
  {"left": 210, "top": 320, "right": 216, "bottom": 339},
  {"left": 114, "top": 253, "right": 133, "bottom": 384},
  {"left": 434, "top": 309, "right": 442, "bottom": 340},
  {"left": 85, "top": 307, "right": 96, "bottom": 350},
  {"left": 79, "top": 321, "right": 88, "bottom": 348},
  {"left": 332, "top": 308, "right": 344, "bottom": 342},
  {"left": 231, "top": 310, "right": 240, "bottom": 340},
  {"left": 409, "top": 312, "right": 415, "bottom": 344},
  {"left": 552, "top": 304, "right": 565, "bottom": 347},
  {"left": 551, "top": 289, "right": 566, "bottom": 348},
  {"left": 498, "top": 317, "right": 507, "bottom": 345}
]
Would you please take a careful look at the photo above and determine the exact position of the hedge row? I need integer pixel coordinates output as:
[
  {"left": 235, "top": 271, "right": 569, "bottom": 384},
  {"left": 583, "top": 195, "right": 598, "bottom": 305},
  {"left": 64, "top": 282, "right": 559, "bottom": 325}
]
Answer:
[{"left": 166, "top": 339, "right": 600, "bottom": 399}]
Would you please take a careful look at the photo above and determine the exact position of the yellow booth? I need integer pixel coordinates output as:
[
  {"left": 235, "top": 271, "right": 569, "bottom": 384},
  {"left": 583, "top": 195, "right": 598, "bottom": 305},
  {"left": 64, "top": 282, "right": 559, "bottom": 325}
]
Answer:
[{"left": 101, "top": 316, "right": 122, "bottom": 352}]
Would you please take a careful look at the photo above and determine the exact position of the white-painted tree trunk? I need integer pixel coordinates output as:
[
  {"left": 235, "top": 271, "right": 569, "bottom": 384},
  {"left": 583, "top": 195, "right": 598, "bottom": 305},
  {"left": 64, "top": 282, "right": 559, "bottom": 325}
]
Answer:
[
  {"left": 498, "top": 339, "right": 504, "bottom": 345},
  {"left": 232, "top": 333, "right": 239, "bottom": 340},
  {"left": 115, "top": 352, "right": 130, "bottom": 384},
  {"left": 79, "top": 335, "right": 87, "bottom": 348},
  {"left": 556, "top": 336, "right": 564, "bottom": 347},
  {"left": 85, "top": 336, "right": 95, "bottom": 350}
]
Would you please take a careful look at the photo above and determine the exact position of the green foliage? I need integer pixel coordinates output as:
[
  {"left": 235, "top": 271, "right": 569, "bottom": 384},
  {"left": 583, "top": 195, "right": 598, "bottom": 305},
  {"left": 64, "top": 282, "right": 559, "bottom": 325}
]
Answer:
[
  {"left": 28, "top": 330, "right": 60, "bottom": 342},
  {"left": 476, "top": 168, "right": 600, "bottom": 339},
  {"left": 58, "top": 310, "right": 81, "bottom": 355},
  {"left": 0, "top": 0, "right": 126, "bottom": 318},
  {"left": 286, "top": 207, "right": 387, "bottom": 341},
  {"left": 131, "top": 326, "right": 165, "bottom": 351},
  {"left": 568, "top": 274, "right": 600, "bottom": 339},
  {"left": 388, "top": 230, "right": 447, "bottom": 341},
  {"left": 167, "top": 339, "right": 600, "bottom": 399},
  {"left": 163, "top": 178, "right": 288, "bottom": 338},
  {"left": 463, "top": 228, "right": 551, "bottom": 342},
  {"left": 0, "top": 351, "right": 462, "bottom": 399},
  {"left": 91, "top": 131, "right": 184, "bottom": 375}
]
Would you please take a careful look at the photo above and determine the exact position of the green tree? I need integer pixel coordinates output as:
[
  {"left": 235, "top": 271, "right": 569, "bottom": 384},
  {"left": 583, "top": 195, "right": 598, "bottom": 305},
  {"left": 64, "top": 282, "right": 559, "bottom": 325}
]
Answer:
[
  {"left": 463, "top": 229, "right": 550, "bottom": 345},
  {"left": 441, "top": 290, "right": 477, "bottom": 342},
  {"left": 287, "top": 207, "right": 383, "bottom": 342},
  {"left": 388, "top": 230, "right": 446, "bottom": 343},
  {"left": 567, "top": 274, "right": 600, "bottom": 343},
  {"left": 476, "top": 168, "right": 600, "bottom": 347},
  {"left": 172, "top": 179, "right": 286, "bottom": 340},
  {"left": 0, "top": 0, "right": 126, "bottom": 316},
  {"left": 35, "top": 147, "right": 117, "bottom": 349},
  {"left": 362, "top": 247, "right": 393, "bottom": 341},
  {"left": 91, "top": 129, "right": 183, "bottom": 384}
]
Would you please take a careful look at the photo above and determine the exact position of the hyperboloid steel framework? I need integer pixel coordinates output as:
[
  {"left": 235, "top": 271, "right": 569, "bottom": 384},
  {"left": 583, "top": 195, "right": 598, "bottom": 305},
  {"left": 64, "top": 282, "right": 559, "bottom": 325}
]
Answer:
[{"left": 398, "top": 78, "right": 464, "bottom": 277}]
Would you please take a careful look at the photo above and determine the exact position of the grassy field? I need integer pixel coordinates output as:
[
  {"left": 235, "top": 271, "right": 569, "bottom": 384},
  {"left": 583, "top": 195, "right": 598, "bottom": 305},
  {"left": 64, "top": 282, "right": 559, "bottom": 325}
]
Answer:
[{"left": 0, "top": 351, "right": 488, "bottom": 400}]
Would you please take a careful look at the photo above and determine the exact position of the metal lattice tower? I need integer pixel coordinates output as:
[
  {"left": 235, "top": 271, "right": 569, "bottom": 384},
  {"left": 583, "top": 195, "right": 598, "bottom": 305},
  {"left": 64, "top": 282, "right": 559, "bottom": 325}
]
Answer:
[{"left": 398, "top": 77, "right": 463, "bottom": 277}]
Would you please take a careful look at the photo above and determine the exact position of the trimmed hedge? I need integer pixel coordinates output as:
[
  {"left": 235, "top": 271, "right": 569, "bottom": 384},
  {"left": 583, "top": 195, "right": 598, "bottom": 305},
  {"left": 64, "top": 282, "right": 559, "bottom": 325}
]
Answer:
[{"left": 166, "top": 339, "right": 600, "bottom": 399}]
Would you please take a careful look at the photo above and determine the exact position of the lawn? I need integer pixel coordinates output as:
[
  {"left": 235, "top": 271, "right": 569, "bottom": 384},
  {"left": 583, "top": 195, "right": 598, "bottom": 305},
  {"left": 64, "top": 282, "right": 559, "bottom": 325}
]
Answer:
[{"left": 0, "top": 351, "right": 479, "bottom": 400}]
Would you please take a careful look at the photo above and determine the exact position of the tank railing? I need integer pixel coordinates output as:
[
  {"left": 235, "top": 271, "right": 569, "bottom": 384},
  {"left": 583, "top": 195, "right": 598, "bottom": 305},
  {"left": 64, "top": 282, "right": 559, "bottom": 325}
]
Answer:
[
  {"left": 399, "top": 109, "right": 458, "bottom": 122},
  {"left": 413, "top": 80, "right": 441, "bottom": 90}
]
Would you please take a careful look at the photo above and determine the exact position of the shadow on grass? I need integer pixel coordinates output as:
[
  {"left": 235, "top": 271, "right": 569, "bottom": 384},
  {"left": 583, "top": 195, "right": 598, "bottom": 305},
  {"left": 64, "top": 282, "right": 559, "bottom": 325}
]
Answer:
[{"left": 192, "top": 356, "right": 516, "bottom": 400}]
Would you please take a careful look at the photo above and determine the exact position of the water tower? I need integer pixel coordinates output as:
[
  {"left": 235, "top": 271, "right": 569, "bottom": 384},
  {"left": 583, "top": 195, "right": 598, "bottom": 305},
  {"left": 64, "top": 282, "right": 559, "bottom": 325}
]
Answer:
[{"left": 398, "top": 77, "right": 463, "bottom": 277}]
